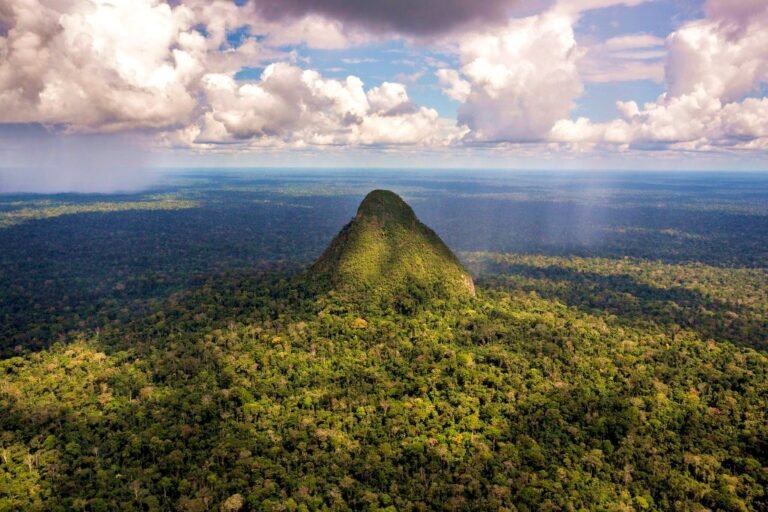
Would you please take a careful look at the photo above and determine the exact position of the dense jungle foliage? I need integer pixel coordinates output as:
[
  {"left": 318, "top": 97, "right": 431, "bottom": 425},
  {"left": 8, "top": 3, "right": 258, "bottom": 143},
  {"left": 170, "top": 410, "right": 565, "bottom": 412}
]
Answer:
[{"left": 1, "top": 170, "right": 767, "bottom": 511}]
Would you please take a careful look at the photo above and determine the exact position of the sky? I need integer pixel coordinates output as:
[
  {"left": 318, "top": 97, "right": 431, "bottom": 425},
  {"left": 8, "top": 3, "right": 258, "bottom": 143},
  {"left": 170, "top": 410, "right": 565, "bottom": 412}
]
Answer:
[{"left": 1, "top": 0, "right": 767, "bottom": 191}]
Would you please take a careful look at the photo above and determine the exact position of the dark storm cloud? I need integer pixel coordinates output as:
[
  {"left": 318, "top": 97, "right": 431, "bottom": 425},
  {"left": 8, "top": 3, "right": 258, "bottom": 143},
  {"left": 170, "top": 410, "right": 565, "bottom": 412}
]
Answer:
[{"left": 253, "top": 0, "right": 531, "bottom": 36}]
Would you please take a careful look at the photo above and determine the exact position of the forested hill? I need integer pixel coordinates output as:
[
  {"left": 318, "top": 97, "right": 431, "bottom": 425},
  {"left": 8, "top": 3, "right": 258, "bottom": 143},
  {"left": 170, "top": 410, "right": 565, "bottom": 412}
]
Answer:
[{"left": 308, "top": 190, "right": 475, "bottom": 305}]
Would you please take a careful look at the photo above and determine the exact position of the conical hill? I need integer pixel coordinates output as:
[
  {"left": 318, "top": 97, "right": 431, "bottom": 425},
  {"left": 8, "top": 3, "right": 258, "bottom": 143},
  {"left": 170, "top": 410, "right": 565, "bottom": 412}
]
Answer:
[{"left": 309, "top": 190, "right": 475, "bottom": 303}]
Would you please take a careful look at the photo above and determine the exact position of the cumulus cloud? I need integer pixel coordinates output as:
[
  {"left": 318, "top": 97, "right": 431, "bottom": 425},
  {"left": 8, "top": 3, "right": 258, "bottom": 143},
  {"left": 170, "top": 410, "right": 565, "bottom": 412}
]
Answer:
[
  {"left": 430, "top": 0, "right": 664, "bottom": 144},
  {"left": 0, "top": 0, "right": 462, "bottom": 151},
  {"left": 437, "top": 9, "right": 583, "bottom": 142},
  {"left": 552, "top": 93, "right": 768, "bottom": 151},
  {"left": 0, "top": 0, "right": 206, "bottom": 131},
  {"left": 249, "top": 13, "right": 369, "bottom": 49},
  {"left": 0, "top": 0, "right": 368, "bottom": 134},
  {"left": 551, "top": 0, "right": 768, "bottom": 151},
  {"left": 1, "top": 0, "right": 766, "bottom": 163},
  {"left": 192, "top": 64, "right": 464, "bottom": 147},
  {"left": 436, "top": 69, "right": 471, "bottom": 102},
  {"left": 665, "top": 10, "right": 768, "bottom": 103}
]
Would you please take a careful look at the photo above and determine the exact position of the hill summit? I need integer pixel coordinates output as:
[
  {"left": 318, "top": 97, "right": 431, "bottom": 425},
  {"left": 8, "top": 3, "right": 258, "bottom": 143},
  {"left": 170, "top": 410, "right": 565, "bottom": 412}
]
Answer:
[{"left": 309, "top": 190, "right": 475, "bottom": 304}]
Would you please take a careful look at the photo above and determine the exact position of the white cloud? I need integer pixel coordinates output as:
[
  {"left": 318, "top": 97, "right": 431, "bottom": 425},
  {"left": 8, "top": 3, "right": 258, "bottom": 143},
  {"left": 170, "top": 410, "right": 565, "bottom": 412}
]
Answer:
[
  {"left": 181, "top": 0, "right": 244, "bottom": 49},
  {"left": 194, "top": 63, "right": 464, "bottom": 147},
  {"left": 602, "top": 34, "right": 663, "bottom": 51},
  {"left": 254, "top": 15, "right": 369, "bottom": 50},
  {"left": 436, "top": 9, "right": 584, "bottom": 142},
  {"left": 580, "top": 33, "right": 665, "bottom": 83},
  {"left": 0, "top": 0, "right": 205, "bottom": 131},
  {"left": 551, "top": 0, "right": 768, "bottom": 151},
  {"left": 552, "top": 89, "right": 768, "bottom": 150},
  {"left": 1, "top": 0, "right": 766, "bottom": 158},
  {"left": 436, "top": 69, "right": 471, "bottom": 102},
  {"left": 0, "top": 0, "right": 372, "bottom": 134},
  {"left": 432, "top": 0, "right": 669, "bottom": 143},
  {"left": 0, "top": 0, "right": 459, "bottom": 149},
  {"left": 556, "top": 0, "right": 649, "bottom": 15},
  {"left": 367, "top": 82, "right": 410, "bottom": 113},
  {"left": 665, "top": 14, "right": 768, "bottom": 103}
]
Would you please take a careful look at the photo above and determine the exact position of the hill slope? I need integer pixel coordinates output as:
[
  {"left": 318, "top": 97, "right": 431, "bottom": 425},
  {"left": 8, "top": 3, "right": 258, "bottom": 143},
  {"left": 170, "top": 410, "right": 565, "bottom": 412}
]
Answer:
[{"left": 309, "top": 190, "right": 475, "bottom": 302}]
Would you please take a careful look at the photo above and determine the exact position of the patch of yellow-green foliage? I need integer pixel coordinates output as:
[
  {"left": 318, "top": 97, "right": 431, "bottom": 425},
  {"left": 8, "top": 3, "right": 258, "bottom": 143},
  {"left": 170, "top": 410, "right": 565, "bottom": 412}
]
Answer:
[
  {"left": 466, "top": 252, "right": 768, "bottom": 313},
  {"left": 0, "top": 198, "right": 198, "bottom": 228},
  {"left": 466, "top": 251, "right": 768, "bottom": 350}
]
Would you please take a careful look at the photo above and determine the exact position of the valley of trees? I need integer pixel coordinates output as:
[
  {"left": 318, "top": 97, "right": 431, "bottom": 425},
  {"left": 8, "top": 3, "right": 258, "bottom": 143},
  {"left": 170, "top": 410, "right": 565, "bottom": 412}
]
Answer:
[{"left": 1, "top": 172, "right": 767, "bottom": 510}]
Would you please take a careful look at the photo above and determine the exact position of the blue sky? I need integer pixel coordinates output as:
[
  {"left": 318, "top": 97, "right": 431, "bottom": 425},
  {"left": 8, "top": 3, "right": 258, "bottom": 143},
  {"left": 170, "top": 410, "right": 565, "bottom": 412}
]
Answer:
[
  {"left": 0, "top": 0, "right": 767, "bottom": 192},
  {"left": 274, "top": 0, "right": 706, "bottom": 125}
]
